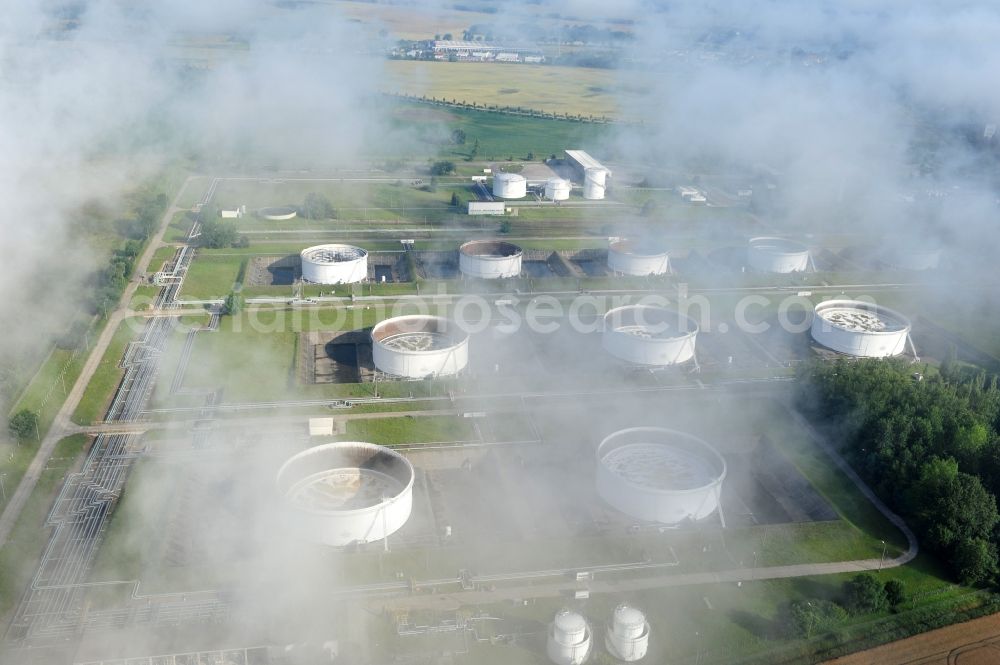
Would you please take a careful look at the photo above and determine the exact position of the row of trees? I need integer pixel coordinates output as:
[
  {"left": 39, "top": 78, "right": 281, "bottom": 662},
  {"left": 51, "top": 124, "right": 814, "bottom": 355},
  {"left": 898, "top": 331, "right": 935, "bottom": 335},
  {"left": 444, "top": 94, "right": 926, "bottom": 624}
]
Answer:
[
  {"left": 89, "top": 190, "right": 169, "bottom": 317},
  {"left": 799, "top": 359, "right": 1000, "bottom": 584}
]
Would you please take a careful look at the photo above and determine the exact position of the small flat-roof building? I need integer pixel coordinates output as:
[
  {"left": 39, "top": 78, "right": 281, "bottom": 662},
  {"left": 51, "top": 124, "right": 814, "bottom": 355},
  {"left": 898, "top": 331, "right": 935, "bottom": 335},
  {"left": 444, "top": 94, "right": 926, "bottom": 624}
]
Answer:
[{"left": 468, "top": 201, "right": 506, "bottom": 215}]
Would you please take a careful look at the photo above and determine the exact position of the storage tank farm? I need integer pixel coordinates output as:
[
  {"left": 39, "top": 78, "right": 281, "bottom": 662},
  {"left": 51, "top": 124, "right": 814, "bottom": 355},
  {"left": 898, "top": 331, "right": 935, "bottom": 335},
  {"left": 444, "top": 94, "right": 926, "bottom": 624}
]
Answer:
[
  {"left": 459, "top": 239, "right": 523, "bottom": 279},
  {"left": 275, "top": 442, "right": 414, "bottom": 547},
  {"left": 371, "top": 315, "right": 470, "bottom": 379},
  {"left": 493, "top": 172, "right": 527, "bottom": 199},
  {"left": 547, "top": 610, "right": 592, "bottom": 665},
  {"left": 596, "top": 427, "right": 727, "bottom": 525},
  {"left": 605, "top": 605, "right": 650, "bottom": 662},
  {"left": 810, "top": 299, "right": 914, "bottom": 358},
  {"left": 602, "top": 305, "right": 698, "bottom": 367},
  {"left": 607, "top": 239, "right": 670, "bottom": 276},
  {"left": 545, "top": 177, "right": 572, "bottom": 201},
  {"left": 300, "top": 244, "right": 368, "bottom": 284},
  {"left": 747, "top": 236, "right": 812, "bottom": 273}
]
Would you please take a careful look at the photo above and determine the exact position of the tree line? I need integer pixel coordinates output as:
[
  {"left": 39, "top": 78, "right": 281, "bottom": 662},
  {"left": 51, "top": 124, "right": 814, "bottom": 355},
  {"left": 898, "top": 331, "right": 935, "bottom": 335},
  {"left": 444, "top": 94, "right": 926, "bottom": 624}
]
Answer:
[{"left": 799, "top": 359, "right": 1000, "bottom": 584}]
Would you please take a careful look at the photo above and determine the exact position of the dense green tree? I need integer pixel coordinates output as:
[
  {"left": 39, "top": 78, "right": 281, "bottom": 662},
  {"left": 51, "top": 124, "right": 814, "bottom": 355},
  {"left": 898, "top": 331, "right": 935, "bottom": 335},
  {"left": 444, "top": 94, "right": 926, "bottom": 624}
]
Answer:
[
  {"left": 450, "top": 192, "right": 460, "bottom": 207},
  {"left": 430, "top": 160, "right": 455, "bottom": 176},
  {"left": 884, "top": 579, "right": 906, "bottom": 608},
  {"left": 199, "top": 217, "right": 239, "bottom": 249},
  {"left": 843, "top": 574, "right": 889, "bottom": 615},
  {"left": 8, "top": 409, "right": 38, "bottom": 441},
  {"left": 301, "top": 193, "right": 335, "bottom": 220},
  {"left": 222, "top": 291, "right": 244, "bottom": 316},
  {"left": 906, "top": 459, "right": 998, "bottom": 552},
  {"left": 785, "top": 599, "right": 846, "bottom": 638},
  {"left": 952, "top": 537, "right": 998, "bottom": 585},
  {"left": 450, "top": 129, "right": 466, "bottom": 145}
]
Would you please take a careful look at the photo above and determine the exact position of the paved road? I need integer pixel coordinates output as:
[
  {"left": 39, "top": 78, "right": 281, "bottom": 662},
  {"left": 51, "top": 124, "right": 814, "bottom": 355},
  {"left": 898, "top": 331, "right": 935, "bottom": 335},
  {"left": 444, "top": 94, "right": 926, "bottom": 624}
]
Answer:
[{"left": 0, "top": 176, "right": 195, "bottom": 548}]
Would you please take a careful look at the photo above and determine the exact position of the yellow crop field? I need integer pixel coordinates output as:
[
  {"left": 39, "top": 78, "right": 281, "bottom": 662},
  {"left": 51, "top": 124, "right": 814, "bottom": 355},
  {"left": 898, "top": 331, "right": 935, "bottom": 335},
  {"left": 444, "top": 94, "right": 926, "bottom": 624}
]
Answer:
[{"left": 383, "top": 60, "right": 637, "bottom": 119}]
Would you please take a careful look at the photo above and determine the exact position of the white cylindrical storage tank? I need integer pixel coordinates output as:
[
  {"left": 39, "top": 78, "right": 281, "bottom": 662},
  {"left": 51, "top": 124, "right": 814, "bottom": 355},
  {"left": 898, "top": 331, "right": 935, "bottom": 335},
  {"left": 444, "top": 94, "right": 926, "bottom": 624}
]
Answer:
[
  {"left": 603, "top": 305, "right": 698, "bottom": 366},
  {"left": 371, "top": 315, "right": 469, "bottom": 378},
  {"left": 545, "top": 178, "right": 571, "bottom": 201},
  {"left": 547, "top": 610, "right": 592, "bottom": 665},
  {"left": 493, "top": 172, "right": 527, "bottom": 199},
  {"left": 810, "top": 300, "right": 912, "bottom": 358},
  {"left": 608, "top": 239, "right": 670, "bottom": 276},
  {"left": 883, "top": 246, "right": 942, "bottom": 271},
  {"left": 583, "top": 167, "right": 608, "bottom": 200},
  {"left": 300, "top": 244, "right": 369, "bottom": 284},
  {"left": 747, "top": 237, "right": 810, "bottom": 273},
  {"left": 597, "top": 427, "right": 726, "bottom": 524},
  {"left": 606, "top": 605, "right": 650, "bottom": 662},
  {"left": 459, "top": 240, "right": 523, "bottom": 279},
  {"left": 275, "top": 442, "right": 414, "bottom": 547}
]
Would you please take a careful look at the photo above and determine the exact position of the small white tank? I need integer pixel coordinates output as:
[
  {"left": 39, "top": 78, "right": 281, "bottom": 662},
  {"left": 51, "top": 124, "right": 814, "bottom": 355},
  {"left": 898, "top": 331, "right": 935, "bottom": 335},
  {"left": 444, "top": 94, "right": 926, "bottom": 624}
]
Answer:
[
  {"left": 583, "top": 167, "right": 608, "bottom": 200},
  {"left": 605, "top": 605, "right": 649, "bottom": 662},
  {"left": 548, "top": 610, "right": 591, "bottom": 665},
  {"left": 493, "top": 172, "right": 527, "bottom": 199},
  {"left": 545, "top": 178, "right": 571, "bottom": 201}
]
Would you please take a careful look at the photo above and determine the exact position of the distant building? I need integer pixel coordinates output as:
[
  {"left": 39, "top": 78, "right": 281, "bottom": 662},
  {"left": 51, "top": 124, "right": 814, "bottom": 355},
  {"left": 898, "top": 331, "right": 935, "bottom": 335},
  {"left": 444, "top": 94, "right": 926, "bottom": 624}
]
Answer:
[
  {"left": 429, "top": 40, "right": 544, "bottom": 63},
  {"left": 220, "top": 205, "right": 246, "bottom": 219},
  {"left": 468, "top": 201, "right": 506, "bottom": 215}
]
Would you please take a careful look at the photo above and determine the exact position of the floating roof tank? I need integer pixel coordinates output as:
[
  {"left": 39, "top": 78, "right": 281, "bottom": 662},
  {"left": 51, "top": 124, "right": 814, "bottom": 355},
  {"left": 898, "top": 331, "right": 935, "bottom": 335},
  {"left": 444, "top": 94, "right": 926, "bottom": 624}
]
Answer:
[
  {"left": 275, "top": 442, "right": 414, "bottom": 547},
  {"left": 371, "top": 315, "right": 469, "bottom": 378},
  {"left": 596, "top": 427, "right": 726, "bottom": 525},
  {"left": 300, "top": 244, "right": 368, "bottom": 284},
  {"left": 608, "top": 239, "right": 670, "bottom": 276},
  {"left": 603, "top": 305, "right": 698, "bottom": 366},
  {"left": 459, "top": 239, "right": 523, "bottom": 279},
  {"left": 747, "top": 237, "right": 811, "bottom": 273},
  {"left": 810, "top": 299, "right": 913, "bottom": 358}
]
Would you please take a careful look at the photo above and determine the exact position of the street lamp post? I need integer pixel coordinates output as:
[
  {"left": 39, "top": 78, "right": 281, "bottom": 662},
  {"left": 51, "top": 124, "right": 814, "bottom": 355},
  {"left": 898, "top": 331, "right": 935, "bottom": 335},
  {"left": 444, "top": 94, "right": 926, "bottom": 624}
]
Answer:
[{"left": 879, "top": 540, "right": 887, "bottom": 571}]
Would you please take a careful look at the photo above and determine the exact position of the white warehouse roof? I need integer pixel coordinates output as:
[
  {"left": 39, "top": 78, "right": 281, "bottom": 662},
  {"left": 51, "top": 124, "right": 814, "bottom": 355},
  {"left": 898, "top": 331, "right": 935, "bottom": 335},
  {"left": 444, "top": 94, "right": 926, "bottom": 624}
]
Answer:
[{"left": 565, "top": 150, "right": 610, "bottom": 174}]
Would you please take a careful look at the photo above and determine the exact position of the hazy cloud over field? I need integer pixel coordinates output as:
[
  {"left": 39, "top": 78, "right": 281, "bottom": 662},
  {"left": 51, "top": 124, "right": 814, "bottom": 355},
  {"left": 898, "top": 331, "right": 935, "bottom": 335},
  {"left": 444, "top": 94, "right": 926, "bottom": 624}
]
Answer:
[{"left": 0, "top": 0, "right": 386, "bottom": 413}]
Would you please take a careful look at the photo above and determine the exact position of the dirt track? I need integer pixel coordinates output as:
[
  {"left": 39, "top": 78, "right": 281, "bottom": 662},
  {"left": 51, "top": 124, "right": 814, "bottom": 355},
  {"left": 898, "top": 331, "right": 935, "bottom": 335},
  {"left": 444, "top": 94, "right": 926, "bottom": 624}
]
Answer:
[{"left": 823, "top": 612, "right": 1000, "bottom": 664}]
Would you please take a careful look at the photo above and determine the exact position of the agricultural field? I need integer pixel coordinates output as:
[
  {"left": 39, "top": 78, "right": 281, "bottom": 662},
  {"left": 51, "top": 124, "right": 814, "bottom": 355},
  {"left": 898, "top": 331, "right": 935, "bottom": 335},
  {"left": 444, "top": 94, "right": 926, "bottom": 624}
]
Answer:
[{"left": 384, "top": 60, "right": 632, "bottom": 119}]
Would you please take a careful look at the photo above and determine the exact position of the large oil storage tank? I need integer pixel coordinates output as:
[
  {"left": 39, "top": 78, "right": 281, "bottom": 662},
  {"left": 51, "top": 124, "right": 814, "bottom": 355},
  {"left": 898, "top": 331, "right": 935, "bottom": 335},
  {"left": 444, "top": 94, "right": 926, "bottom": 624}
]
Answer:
[
  {"left": 547, "top": 610, "right": 592, "bottom": 665},
  {"left": 545, "top": 178, "right": 572, "bottom": 201},
  {"left": 608, "top": 239, "right": 670, "bottom": 276},
  {"left": 747, "top": 237, "right": 811, "bottom": 273},
  {"left": 493, "top": 172, "right": 527, "bottom": 199},
  {"left": 301, "top": 244, "right": 368, "bottom": 284},
  {"left": 459, "top": 239, "right": 523, "bottom": 279},
  {"left": 583, "top": 167, "right": 608, "bottom": 200},
  {"left": 605, "top": 605, "right": 650, "bottom": 662},
  {"left": 597, "top": 427, "right": 726, "bottom": 524},
  {"left": 371, "top": 315, "right": 469, "bottom": 378},
  {"left": 603, "top": 305, "right": 698, "bottom": 366},
  {"left": 275, "top": 442, "right": 414, "bottom": 547},
  {"left": 810, "top": 300, "right": 912, "bottom": 358}
]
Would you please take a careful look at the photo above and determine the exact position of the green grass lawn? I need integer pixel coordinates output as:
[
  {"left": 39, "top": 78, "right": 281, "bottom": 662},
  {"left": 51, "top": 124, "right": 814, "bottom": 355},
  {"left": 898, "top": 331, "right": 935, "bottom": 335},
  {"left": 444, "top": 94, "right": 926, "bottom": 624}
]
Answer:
[
  {"left": 179, "top": 254, "right": 245, "bottom": 299},
  {"left": 343, "top": 415, "right": 475, "bottom": 445},
  {"left": 72, "top": 319, "right": 143, "bottom": 425}
]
